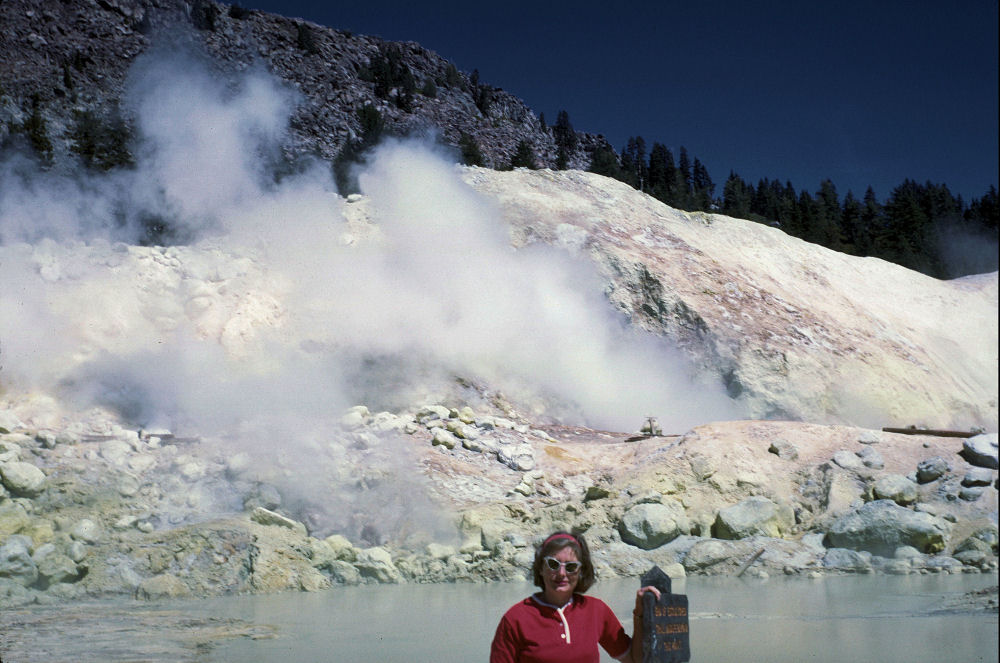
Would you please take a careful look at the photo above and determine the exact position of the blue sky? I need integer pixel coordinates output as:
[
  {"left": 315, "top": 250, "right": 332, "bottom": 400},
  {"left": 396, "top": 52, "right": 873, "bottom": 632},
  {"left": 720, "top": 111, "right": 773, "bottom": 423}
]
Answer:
[{"left": 243, "top": 0, "right": 998, "bottom": 203}]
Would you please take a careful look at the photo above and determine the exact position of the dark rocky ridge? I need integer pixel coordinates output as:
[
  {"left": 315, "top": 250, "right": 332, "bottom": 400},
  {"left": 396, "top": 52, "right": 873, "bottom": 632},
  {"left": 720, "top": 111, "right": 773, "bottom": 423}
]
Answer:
[{"left": 0, "top": 0, "right": 609, "bottom": 174}]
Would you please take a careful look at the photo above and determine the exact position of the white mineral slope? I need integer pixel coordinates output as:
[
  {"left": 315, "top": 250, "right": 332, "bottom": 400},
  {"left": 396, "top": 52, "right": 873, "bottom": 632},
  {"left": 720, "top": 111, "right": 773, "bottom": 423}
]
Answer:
[{"left": 461, "top": 167, "right": 999, "bottom": 431}]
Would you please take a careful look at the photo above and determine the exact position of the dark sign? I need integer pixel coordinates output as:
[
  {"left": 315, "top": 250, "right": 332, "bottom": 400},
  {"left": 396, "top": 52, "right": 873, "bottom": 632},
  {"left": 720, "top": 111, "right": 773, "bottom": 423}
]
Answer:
[{"left": 640, "top": 566, "right": 690, "bottom": 663}]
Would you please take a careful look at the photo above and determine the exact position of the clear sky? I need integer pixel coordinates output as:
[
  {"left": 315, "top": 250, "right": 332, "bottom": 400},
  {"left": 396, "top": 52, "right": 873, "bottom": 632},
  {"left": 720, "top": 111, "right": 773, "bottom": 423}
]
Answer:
[{"left": 242, "top": 0, "right": 998, "bottom": 203}]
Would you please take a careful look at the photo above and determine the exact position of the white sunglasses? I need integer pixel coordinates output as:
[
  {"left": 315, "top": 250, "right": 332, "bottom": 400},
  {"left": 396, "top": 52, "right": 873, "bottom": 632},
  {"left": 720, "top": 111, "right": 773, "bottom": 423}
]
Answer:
[{"left": 543, "top": 556, "right": 582, "bottom": 574}]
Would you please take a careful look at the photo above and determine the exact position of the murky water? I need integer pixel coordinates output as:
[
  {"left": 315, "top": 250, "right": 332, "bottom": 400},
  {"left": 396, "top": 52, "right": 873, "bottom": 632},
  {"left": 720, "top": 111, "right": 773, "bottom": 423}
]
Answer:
[{"left": 1, "top": 575, "right": 996, "bottom": 662}]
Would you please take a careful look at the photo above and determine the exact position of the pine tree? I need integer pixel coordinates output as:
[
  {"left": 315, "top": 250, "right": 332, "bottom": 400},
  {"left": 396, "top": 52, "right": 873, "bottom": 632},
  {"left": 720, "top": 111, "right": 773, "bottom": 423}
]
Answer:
[
  {"left": 675, "top": 146, "right": 692, "bottom": 207},
  {"left": 553, "top": 110, "right": 577, "bottom": 170},
  {"left": 588, "top": 145, "right": 624, "bottom": 180},
  {"left": 459, "top": 132, "right": 484, "bottom": 167},
  {"left": 508, "top": 139, "right": 537, "bottom": 169},
  {"left": 692, "top": 158, "right": 715, "bottom": 210},
  {"left": 722, "top": 171, "right": 751, "bottom": 218},
  {"left": 647, "top": 143, "right": 674, "bottom": 203}
]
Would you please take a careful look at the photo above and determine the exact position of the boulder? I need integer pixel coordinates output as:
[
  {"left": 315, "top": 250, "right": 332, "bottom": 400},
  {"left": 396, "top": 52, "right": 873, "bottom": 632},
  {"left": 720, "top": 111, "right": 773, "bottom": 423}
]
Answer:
[
  {"left": 768, "top": 438, "right": 799, "bottom": 460},
  {"left": 250, "top": 507, "right": 308, "bottom": 536},
  {"left": 619, "top": 501, "right": 688, "bottom": 549},
  {"left": 497, "top": 444, "right": 535, "bottom": 471},
  {"left": 713, "top": 496, "right": 794, "bottom": 540},
  {"left": 961, "top": 467, "right": 994, "bottom": 487},
  {"left": 70, "top": 519, "right": 103, "bottom": 544},
  {"left": 825, "top": 500, "right": 951, "bottom": 556},
  {"left": 958, "top": 486, "right": 984, "bottom": 501},
  {"left": 416, "top": 405, "right": 450, "bottom": 423},
  {"left": 682, "top": 539, "right": 738, "bottom": 571},
  {"left": 99, "top": 439, "right": 132, "bottom": 465},
  {"left": 856, "top": 446, "right": 884, "bottom": 469},
  {"left": 872, "top": 474, "right": 919, "bottom": 505},
  {"left": 431, "top": 428, "right": 458, "bottom": 450},
  {"left": 916, "top": 457, "right": 949, "bottom": 483},
  {"left": 35, "top": 552, "right": 80, "bottom": 587},
  {"left": 340, "top": 406, "right": 370, "bottom": 430},
  {"left": 0, "top": 536, "right": 38, "bottom": 587},
  {"left": 136, "top": 573, "right": 190, "bottom": 599},
  {"left": 0, "top": 461, "right": 47, "bottom": 497},
  {"left": 961, "top": 433, "right": 998, "bottom": 469},
  {"left": 857, "top": 430, "right": 882, "bottom": 445},
  {"left": 832, "top": 450, "right": 864, "bottom": 470},
  {"left": 353, "top": 546, "right": 402, "bottom": 583},
  {"left": 0, "top": 501, "right": 31, "bottom": 537},
  {"left": 822, "top": 548, "right": 873, "bottom": 572}
]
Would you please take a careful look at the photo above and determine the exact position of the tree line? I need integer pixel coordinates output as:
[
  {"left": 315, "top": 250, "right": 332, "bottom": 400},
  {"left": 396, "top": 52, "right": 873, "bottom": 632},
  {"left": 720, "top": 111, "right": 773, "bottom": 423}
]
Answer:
[{"left": 554, "top": 113, "right": 997, "bottom": 279}]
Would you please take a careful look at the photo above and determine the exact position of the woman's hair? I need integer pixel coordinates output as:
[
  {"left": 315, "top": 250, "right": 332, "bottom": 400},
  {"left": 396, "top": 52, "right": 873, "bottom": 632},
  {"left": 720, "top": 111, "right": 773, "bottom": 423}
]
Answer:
[{"left": 532, "top": 531, "right": 596, "bottom": 593}]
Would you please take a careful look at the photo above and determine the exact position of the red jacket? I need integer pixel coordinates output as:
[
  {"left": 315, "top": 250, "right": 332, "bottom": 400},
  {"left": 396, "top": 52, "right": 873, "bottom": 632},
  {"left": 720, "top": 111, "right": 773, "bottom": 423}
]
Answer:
[{"left": 490, "top": 593, "right": 631, "bottom": 663}]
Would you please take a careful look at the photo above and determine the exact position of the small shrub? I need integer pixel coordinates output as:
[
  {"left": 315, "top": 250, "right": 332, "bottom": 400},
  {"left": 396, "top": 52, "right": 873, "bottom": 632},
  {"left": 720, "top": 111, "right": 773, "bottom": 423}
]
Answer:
[
  {"left": 228, "top": 4, "right": 251, "bottom": 19},
  {"left": 297, "top": 23, "right": 320, "bottom": 55},
  {"left": 459, "top": 133, "right": 483, "bottom": 167},
  {"left": 190, "top": 0, "right": 219, "bottom": 31},
  {"left": 420, "top": 79, "right": 437, "bottom": 98}
]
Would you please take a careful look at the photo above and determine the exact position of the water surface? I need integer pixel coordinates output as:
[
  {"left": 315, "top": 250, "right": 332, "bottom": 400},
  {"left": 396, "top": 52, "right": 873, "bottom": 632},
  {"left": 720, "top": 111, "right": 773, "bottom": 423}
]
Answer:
[{"left": 1, "top": 574, "right": 995, "bottom": 662}]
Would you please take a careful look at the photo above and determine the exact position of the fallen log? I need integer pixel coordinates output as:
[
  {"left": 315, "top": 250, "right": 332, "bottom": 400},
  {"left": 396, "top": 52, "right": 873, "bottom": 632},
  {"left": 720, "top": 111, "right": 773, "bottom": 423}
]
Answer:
[
  {"left": 735, "top": 548, "right": 765, "bottom": 577},
  {"left": 882, "top": 427, "right": 980, "bottom": 438}
]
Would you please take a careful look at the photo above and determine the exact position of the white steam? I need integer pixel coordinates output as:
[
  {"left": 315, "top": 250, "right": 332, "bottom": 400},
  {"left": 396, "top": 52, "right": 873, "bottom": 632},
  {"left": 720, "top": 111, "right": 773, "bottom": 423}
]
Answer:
[{"left": 0, "top": 48, "right": 738, "bottom": 438}]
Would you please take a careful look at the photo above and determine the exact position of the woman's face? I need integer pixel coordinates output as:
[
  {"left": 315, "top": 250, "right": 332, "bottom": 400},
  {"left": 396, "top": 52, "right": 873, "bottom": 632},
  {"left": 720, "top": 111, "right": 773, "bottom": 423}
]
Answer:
[{"left": 541, "top": 546, "right": 580, "bottom": 601}]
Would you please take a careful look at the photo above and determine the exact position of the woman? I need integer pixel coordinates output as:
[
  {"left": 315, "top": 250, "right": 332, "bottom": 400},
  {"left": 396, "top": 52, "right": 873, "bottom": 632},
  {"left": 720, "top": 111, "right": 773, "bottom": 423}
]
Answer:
[{"left": 490, "top": 531, "right": 661, "bottom": 663}]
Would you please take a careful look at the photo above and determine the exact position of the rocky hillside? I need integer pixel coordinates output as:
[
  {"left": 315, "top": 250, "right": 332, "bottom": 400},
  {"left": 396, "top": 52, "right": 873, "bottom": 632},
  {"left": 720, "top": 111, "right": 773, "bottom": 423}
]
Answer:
[{"left": 0, "top": 0, "right": 606, "bottom": 172}]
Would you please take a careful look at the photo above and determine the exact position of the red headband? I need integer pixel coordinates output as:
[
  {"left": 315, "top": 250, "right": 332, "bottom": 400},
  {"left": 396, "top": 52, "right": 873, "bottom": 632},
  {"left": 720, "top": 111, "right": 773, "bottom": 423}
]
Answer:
[{"left": 543, "top": 533, "right": 578, "bottom": 547}]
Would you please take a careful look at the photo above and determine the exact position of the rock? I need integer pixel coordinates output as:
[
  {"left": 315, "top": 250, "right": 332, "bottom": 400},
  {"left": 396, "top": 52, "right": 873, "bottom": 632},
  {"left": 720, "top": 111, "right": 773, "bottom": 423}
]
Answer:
[
  {"left": 954, "top": 536, "right": 993, "bottom": 555},
  {"left": 768, "top": 438, "right": 799, "bottom": 460},
  {"left": 619, "top": 501, "right": 688, "bottom": 549},
  {"left": 445, "top": 419, "right": 475, "bottom": 439},
  {"left": 961, "top": 433, "right": 998, "bottom": 469},
  {"left": 689, "top": 455, "right": 714, "bottom": 480},
  {"left": 683, "top": 539, "right": 737, "bottom": 571},
  {"left": 461, "top": 437, "right": 484, "bottom": 452},
  {"left": 136, "top": 573, "right": 190, "bottom": 599},
  {"left": 825, "top": 500, "right": 951, "bottom": 556},
  {"left": 99, "top": 439, "right": 132, "bottom": 464},
  {"left": 497, "top": 444, "right": 535, "bottom": 471},
  {"left": 431, "top": 428, "right": 458, "bottom": 450},
  {"left": 0, "top": 461, "right": 47, "bottom": 497},
  {"left": 822, "top": 548, "right": 873, "bottom": 572},
  {"left": 958, "top": 486, "right": 984, "bottom": 501},
  {"left": 584, "top": 485, "right": 612, "bottom": 501},
  {"left": 872, "top": 474, "right": 919, "bottom": 505},
  {"left": 250, "top": 507, "right": 307, "bottom": 536},
  {"left": 893, "top": 546, "right": 924, "bottom": 561},
  {"left": 0, "top": 501, "right": 31, "bottom": 537},
  {"left": 353, "top": 547, "right": 401, "bottom": 583},
  {"left": 70, "top": 519, "right": 102, "bottom": 544},
  {"left": 953, "top": 549, "right": 988, "bottom": 566},
  {"left": 416, "top": 405, "right": 451, "bottom": 423},
  {"left": 340, "top": 406, "right": 370, "bottom": 430},
  {"left": 825, "top": 471, "right": 864, "bottom": 516},
  {"left": 324, "top": 559, "right": 362, "bottom": 585},
  {"left": 857, "top": 430, "right": 882, "bottom": 445},
  {"left": 35, "top": 552, "right": 80, "bottom": 587},
  {"left": 713, "top": 496, "right": 794, "bottom": 540},
  {"left": 856, "top": 446, "right": 884, "bottom": 469},
  {"left": 456, "top": 406, "right": 476, "bottom": 424},
  {"left": 425, "top": 543, "right": 455, "bottom": 560},
  {"left": 244, "top": 483, "right": 282, "bottom": 511},
  {"left": 961, "top": 467, "right": 994, "bottom": 487},
  {"left": 67, "top": 541, "right": 88, "bottom": 563},
  {"left": 916, "top": 457, "right": 950, "bottom": 483},
  {"left": 966, "top": 526, "right": 999, "bottom": 552},
  {"left": 832, "top": 450, "right": 864, "bottom": 470},
  {"left": 323, "top": 534, "right": 358, "bottom": 562},
  {"left": 0, "top": 537, "right": 38, "bottom": 587}
]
